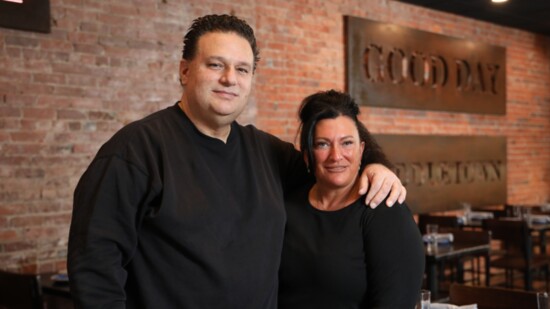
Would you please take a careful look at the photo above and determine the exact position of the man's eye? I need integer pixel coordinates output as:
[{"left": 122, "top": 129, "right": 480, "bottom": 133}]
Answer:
[
  {"left": 208, "top": 63, "right": 222, "bottom": 69},
  {"left": 237, "top": 67, "right": 250, "bottom": 74}
]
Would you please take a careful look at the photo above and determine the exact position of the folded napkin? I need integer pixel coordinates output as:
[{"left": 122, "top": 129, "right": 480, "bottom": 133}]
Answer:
[
  {"left": 468, "top": 211, "right": 494, "bottom": 220},
  {"left": 539, "top": 203, "right": 550, "bottom": 212},
  {"left": 530, "top": 214, "right": 550, "bottom": 224},
  {"left": 50, "top": 273, "right": 69, "bottom": 282},
  {"left": 430, "top": 303, "right": 477, "bottom": 309},
  {"left": 422, "top": 233, "right": 454, "bottom": 244}
]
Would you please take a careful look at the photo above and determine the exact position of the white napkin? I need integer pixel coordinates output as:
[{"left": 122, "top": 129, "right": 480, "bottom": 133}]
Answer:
[
  {"left": 422, "top": 233, "right": 454, "bottom": 244},
  {"left": 430, "top": 303, "right": 477, "bottom": 309},
  {"left": 468, "top": 211, "right": 494, "bottom": 220},
  {"left": 540, "top": 203, "right": 550, "bottom": 212},
  {"left": 530, "top": 214, "right": 550, "bottom": 224}
]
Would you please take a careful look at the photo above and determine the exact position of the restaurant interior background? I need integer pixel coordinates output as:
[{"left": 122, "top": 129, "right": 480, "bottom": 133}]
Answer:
[{"left": 0, "top": 0, "right": 549, "bottom": 274}]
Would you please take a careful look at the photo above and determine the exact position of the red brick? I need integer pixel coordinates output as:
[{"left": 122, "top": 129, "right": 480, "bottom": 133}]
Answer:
[
  {"left": 33, "top": 73, "right": 66, "bottom": 85},
  {"left": 22, "top": 108, "right": 56, "bottom": 119},
  {"left": 0, "top": 106, "right": 21, "bottom": 117},
  {"left": 3, "top": 240, "right": 34, "bottom": 252},
  {"left": 5, "top": 36, "right": 40, "bottom": 48},
  {"left": 0, "top": 229, "right": 20, "bottom": 243},
  {"left": 56, "top": 109, "right": 87, "bottom": 120},
  {"left": 10, "top": 132, "right": 47, "bottom": 142}
]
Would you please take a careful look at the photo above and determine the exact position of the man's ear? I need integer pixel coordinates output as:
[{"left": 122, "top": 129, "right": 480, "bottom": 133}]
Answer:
[{"left": 179, "top": 59, "right": 190, "bottom": 86}]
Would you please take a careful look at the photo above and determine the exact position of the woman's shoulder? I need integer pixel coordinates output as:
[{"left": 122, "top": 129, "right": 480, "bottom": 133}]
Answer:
[{"left": 360, "top": 199, "right": 417, "bottom": 228}]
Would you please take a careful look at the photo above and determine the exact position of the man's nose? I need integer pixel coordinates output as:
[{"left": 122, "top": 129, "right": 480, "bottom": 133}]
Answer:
[{"left": 220, "top": 67, "right": 237, "bottom": 85}]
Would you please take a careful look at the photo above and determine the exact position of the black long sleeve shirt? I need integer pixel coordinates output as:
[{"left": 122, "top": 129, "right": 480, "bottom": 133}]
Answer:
[
  {"left": 279, "top": 184, "right": 425, "bottom": 309},
  {"left": 68, "top": 103, "right": 306, "bottom": 308}
]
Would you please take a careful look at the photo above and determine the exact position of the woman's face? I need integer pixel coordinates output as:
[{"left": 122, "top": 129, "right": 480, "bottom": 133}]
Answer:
[{"left": 309, "top": 116, "right": 365, "bottom": 190}]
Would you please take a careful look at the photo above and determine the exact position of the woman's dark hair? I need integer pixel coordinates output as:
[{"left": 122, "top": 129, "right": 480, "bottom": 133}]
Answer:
[
  {"left": 298, "top": 90, "right": 392, "bottom": 175},
  {"left": 182, "top": 14, "right": 260, "bottom": 71}
]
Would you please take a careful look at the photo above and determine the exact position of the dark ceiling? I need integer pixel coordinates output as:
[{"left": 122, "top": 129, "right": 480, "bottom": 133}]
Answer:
[{"left": 395, "top": 0, "right": 550, "bottom": 37}]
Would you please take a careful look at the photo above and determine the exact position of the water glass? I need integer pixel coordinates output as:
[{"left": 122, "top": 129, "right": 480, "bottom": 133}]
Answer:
[
  {"left": 426, "top": 224, "right": 439, "bottom": 244},
  {"left": 538, "top": 292, "right": 549, "bottom": 309},
  {"left": 523, "top": 207, "right": 532, "bottom": 224},
  {"left": 416, "top": 289, "right": 430, "bottom": 309},
  {"left": 462, "top": 202, "right": 472, "bottom": 223},
  {"left": 512, "top": 206, "right": 521, "bottom": 218}
]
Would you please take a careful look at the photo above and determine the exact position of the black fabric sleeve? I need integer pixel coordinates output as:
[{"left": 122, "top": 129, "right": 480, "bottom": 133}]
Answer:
[
  {"left": 68, "top": 155, "right": 155, "bottom": 309},
  {"left": 362, "top": 202, "right": 425, "bottom": 308},
  {"left": 260, "top": 131, "right": 312, "bottom": 197}
]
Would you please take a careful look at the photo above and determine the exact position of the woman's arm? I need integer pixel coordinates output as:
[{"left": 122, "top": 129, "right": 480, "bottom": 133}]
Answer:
[{"left": 362, "top": 201, "right": 425, "bottom": 308}]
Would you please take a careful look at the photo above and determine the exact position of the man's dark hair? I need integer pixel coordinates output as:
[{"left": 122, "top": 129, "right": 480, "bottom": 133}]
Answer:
[
  {"left": 182, "top": 14, "right": 260, "bottom": 71},
  {"left": 298, "top": 90, "right": 392, "bottom": 175}
]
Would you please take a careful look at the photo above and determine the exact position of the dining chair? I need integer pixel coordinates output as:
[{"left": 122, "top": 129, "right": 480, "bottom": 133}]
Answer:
[
  {"left": 417, "top": 214, "right": 461, "bottom": 234},
  {"left": 483, "top": 218, "right": 550, "bottom": 291},
  {"left": 449, "top": 283, "right": 539, "bottom": 309},
  {"left": 472, "top": 204, "right": 507, "bottom": 219},
  {"left": 0, "top": 270, "right": 44, "bottom": 309},
  {"left": 451, "top": 229, "right": 491, "bottom": 286},
  {"left": 500, "top": 204, "right": 546, "bottom": 254}
]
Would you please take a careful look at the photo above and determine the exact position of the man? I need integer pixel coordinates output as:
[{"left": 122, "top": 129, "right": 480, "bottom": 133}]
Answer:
[{"left": 68, "top": 14, "right": 406, "bottom": 308}]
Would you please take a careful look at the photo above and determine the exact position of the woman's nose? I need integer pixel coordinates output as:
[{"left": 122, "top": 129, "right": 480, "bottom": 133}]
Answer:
[{"left": 329, "top": 145, "right": 343, "bottom": 161}]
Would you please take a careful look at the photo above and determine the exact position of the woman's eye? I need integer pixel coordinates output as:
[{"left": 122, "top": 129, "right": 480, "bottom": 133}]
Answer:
[
  {"left": 314, "top": 142, "right": 329, "bottom": 149},
  {"left": 343, "top": 140, "right": 354, "bottom": 146}
]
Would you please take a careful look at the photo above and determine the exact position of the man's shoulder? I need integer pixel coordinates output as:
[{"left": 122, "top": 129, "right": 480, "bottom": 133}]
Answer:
[
  {"left": 97, "top": 104, "right": 181, "bottom": 154},
  {"left": 236, "top": 123, "right": 291, "bottom": 147},
  {"left": 122, "top": 104, "right": 180, "bottom": 133}
]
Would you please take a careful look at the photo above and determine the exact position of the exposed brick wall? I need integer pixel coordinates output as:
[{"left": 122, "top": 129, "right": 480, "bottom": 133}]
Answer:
[{"left": 0, "top": 0, "right": 549, "bottom": 272}]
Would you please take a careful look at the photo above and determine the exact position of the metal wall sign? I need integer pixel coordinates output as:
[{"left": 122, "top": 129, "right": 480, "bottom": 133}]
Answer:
[
  {"left": 346, "top": 16, "right": 506, "bottom": 114},
  {"left": 0, "top": 0, "right": 51, "bottom": 33},
  {"left": 374, "top": 134, "right": 507, "bottom": 214}
]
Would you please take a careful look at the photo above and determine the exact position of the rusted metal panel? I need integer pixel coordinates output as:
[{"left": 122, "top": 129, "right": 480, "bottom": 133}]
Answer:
[
  {"left": 346, "top": 16, "right": 506, "bottom": 114},
  {"left": 374, "top": 134, "right": 507, "bottom": 214}
]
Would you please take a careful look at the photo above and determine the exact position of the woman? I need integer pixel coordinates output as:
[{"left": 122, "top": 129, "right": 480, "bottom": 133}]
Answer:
[{"left": 279, "top": 90, "right": 424, "bottom": 308}]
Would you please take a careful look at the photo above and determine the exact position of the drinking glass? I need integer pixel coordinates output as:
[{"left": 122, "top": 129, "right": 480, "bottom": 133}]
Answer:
[
  {"left": 538, "top": 292, "right": 549, "bottom": 309},
  {"left": 416, "top": 289, "right": 430, "bottom": 309},
  {"left": 426, "top": 224, "right": 439, "bottom": 244},
  {"left": 512, "top": 206, "right": 521, "bottom": 218},
  {"left": 523, "top": 207, "right": 532, "bottom": 224},
  {"left": 462, "top": 202, "right": 472, "bottom": 224}
]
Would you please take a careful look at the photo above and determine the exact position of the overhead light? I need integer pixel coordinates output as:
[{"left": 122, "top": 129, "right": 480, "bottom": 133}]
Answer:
[{"left": 491, "top": 0, "right": 508, "bottom": 3}]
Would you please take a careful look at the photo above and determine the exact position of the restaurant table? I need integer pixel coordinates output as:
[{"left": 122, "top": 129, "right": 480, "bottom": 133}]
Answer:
[
  {"left": 40, "top": 273, "right": 73, "bottom": 309},
  {"left": 425, "top": 237, "right": 491, "bottom": 301}
]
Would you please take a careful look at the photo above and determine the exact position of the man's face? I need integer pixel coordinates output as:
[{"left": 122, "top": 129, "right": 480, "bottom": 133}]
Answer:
[{"left": 180, "top": 31, "right": 255, "bottom": 131}]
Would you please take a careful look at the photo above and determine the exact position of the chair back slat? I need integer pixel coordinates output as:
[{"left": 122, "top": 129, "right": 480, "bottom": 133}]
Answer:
[
  {"left": 418, "top": 214, "right": 460, "bottom": 234},
  {"left": 482, "top": 219, "right": 532, "bottom": 260},
  {"left": 452, "top": 228, "right": 491, "bottom": 245}
]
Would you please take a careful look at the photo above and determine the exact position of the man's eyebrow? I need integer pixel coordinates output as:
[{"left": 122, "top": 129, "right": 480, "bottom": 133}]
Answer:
[{"left": 208, "top": 56, "right": 253, "bottom": 68}]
